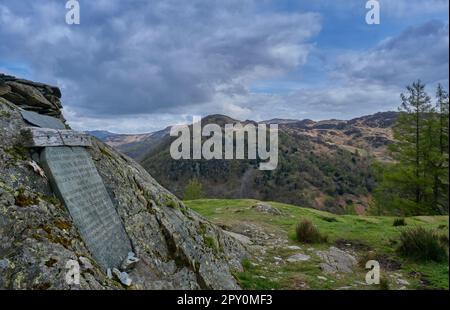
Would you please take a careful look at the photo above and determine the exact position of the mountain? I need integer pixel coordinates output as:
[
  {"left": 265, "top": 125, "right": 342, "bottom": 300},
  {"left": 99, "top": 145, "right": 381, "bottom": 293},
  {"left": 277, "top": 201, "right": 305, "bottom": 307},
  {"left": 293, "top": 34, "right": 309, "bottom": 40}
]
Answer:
[
  {"left": 104, "top": 112, "right": 397, "bottom": 214},
  {"left": 86, "top": 130, "right": 119, "bottom": 140},
  {"left": 88, "top": 127, "right": 171, "bottom": 160},
  {"left": 0, "top": 74, "right": 246, "bottom": 289}
]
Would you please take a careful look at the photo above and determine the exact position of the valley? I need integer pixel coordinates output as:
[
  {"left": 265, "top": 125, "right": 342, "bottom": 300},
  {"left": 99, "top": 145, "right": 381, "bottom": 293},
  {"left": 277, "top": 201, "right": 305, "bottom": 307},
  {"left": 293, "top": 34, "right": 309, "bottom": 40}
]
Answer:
[{"left": 92, "top": 112, "right": 397, "bottom": 214}]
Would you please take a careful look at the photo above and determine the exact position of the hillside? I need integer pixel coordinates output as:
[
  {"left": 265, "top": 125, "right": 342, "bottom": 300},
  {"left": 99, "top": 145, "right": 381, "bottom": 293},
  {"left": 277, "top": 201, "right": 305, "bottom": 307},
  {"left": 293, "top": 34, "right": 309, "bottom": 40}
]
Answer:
[
  {"left": 120, "top": 113, "right": 397, "bottom": 214},
  {"left": 88, "top": 127, "right": 171, "bottom": 160},
  {"left": 186, "top": 199, "right": 449, "bottom": 290}
]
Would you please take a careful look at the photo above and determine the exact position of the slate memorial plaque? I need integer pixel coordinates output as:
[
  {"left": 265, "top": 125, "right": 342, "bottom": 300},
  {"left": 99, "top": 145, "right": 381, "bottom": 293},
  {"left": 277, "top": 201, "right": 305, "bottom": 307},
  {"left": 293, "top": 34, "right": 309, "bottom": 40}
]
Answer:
[{"left": 40, "top": 146, "right": 132, "bottom": 270}]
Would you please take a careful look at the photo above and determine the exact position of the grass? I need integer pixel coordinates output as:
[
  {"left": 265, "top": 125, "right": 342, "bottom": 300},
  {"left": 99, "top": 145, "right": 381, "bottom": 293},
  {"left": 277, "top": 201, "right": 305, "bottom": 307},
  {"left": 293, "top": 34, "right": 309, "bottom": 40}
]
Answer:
[
  {"left": 295, "top": 219, "right": 328, "bottom": 244},
  {"left": 397, "top": 227, "right": 448, "bottom": 262},
  {"left": 185, "top": 198, "right": 449, "bottom": 290},
  {"left": 393, "top": 218, "right": 407, "bottom": 226}
]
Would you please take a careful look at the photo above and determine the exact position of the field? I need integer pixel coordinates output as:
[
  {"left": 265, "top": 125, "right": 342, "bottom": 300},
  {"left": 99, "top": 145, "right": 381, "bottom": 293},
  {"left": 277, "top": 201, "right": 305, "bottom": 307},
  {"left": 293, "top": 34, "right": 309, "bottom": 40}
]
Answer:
[{"left": 185, "top": 199, "right": 449, "bottom": 290}]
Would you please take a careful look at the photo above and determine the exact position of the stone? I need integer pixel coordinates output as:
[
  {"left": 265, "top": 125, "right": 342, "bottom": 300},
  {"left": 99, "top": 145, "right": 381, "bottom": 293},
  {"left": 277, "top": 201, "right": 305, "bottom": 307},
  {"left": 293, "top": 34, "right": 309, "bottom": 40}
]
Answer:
[
  {"left": 317, "top": 276, "right": 327, "bottom": 281},
  {"left": 113, "top": 268, "right": 132, "bottom": 286},
  {"left": 79, "top": 257, "right": 94, "bottom": 270},
  {"left": 107, "top": 268, "right": 113, "bottom": 279},
  {"left": 287, "top": 245, "right": 301, "bottom": 250},
  {"left": 317, "top": 247, "right": 357, "bottom": 274},
  {"left": 251, "top": 202, "right": 282, "bottom": 215},
  {"left": 21, "top": 127, "right": 91, "bottom": 147},
  {"left": 120, "top": 252, "right": 139, "bottom": 271},
  {"left": 336, "top": 286, "right": 352, "bottom": 290},
  {"left": 5, "top": 81, "right": 55, "bottom": 109},
  {"left": 286, "top": 253, "right": 310, "bottom": 263},
  {"left": 40, "top": 146, "right": 132, "bottom": 271},
  {"left": 0, "top": 259, "right": 10, "bottom": 269},
  {"left": 397, "top": 278, "right": 410, "bottom": 286},
  {"left": 20, "top": 110, "right": 66, "bottom": 130},
  {"left": 223, "top": 230, "right": 252, "bottom": 245}
]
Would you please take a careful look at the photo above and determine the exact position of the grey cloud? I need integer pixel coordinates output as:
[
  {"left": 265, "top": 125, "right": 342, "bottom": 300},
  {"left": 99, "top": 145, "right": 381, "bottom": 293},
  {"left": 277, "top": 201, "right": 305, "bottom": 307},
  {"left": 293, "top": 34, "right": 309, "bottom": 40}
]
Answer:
[
  {"left": 333, "top": 20, "right": 449, "bottom": 87},
  {"left": 0, "top": 0, "right": 321, "bottom": 119}
]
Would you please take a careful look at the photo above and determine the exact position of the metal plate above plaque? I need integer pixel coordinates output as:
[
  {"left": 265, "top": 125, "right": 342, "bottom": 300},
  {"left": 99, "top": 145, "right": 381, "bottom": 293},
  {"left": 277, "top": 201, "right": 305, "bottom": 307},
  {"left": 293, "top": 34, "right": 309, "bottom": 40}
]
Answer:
[{"left": 40, "top": 146, "right": 132, "bottom": 270}]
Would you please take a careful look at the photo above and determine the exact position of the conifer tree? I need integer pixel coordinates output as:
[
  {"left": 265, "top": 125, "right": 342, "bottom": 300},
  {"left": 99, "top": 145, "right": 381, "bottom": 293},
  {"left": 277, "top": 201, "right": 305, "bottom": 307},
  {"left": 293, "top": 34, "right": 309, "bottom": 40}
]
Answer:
[{"left": 374, "top": 81, "right": 449, "bottom": 215}]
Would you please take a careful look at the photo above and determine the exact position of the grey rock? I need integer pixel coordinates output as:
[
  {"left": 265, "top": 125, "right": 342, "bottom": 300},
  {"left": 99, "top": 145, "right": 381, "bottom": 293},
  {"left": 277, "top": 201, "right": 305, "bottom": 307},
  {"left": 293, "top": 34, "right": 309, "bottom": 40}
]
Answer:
[
  {"left": 317, "top": 247, "right": 357, "bottom": 274},
  {"left": 107, "top": 268, "right": 113, "bottom": 279},
  {"left": 0, "top": 259, "right": 10, "bottom": 269},
  {"left": 287, "top": 253, "right": 310, "bottom": 262},
  {"left": 223, "top": 230, "right": 252, "bottom": 245},
  {"left": 397, "top": 278, "right": 410, "bottom": 286},
  {"left": 5, "top": 81, "right": 54, "bottom": 109},
  {"left": 0, "top": 75, "right": 65, "bottom": 122},
  {"left": 79, "top": 257, "right": 94, "bottom": 270},
  {"left": 251, "top": 202, "right": 282, "bottom": 215},
  {"left": 120, "top": 252, "right": 139, "bottom": 271},
  {"left": 20, "top": 110, "right": 66, "bottom": 130},
  {"left": 113, "top": 268, "right": 132, "bottom": 287},
  {"left": 286, "top": 245, "right": 301, "bottom": 250}
]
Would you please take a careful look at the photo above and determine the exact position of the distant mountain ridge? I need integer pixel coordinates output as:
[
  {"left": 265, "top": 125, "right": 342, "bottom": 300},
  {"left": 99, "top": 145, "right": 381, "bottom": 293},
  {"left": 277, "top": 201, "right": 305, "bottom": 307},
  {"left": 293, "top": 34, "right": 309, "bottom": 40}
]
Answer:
[{"left": 95, "top": 111, "right": 397, "bottom": 214}]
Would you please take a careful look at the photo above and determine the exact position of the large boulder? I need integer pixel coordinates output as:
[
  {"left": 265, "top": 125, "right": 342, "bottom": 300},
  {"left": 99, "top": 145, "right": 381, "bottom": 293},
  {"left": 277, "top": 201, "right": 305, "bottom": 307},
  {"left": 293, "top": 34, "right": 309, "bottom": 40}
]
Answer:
[
  {"left": 0, "top": 74, "right": 65, "bottom": 121},
  {"left": 0, "top": 75, "right": 246, "bottom": 290}
]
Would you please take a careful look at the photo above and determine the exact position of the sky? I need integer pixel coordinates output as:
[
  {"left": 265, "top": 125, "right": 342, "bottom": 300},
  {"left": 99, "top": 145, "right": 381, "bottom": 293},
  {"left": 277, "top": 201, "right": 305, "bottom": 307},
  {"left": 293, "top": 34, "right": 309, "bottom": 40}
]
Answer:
[{"left": 0, "top": 0, "right": 448, "bottom": 133}]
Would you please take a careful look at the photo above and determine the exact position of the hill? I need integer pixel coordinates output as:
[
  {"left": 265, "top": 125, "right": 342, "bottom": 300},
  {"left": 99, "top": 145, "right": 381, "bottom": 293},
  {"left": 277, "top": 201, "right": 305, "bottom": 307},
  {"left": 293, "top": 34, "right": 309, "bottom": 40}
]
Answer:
[
  {"left": 186, "top": 199, "right": 449, "bottom": 290},
  {"left": 125, "top": 113, "right": 397, "bottom": 214}
]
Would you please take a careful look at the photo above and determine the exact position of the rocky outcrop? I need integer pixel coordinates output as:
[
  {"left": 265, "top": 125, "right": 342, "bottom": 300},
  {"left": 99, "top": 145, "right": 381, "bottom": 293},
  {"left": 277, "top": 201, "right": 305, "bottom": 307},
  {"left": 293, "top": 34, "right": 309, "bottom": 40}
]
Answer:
[
  {"left": 0, "top": 74, "right": 246, "bottom": 290},
  {"left": 316, "top": 247, "right": 357, "bottom": 274},
  {"left": 0, "top": 74, "right": 65, "bottom": 121}
]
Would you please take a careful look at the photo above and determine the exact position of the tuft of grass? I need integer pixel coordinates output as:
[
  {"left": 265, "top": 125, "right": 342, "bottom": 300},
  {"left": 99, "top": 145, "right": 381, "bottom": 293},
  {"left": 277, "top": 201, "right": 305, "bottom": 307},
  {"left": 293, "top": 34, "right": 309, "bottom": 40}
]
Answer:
[
  {"left": 204, "top": 235, "right": 219, "bottom": 254},
  {"left": 319, "top": 215, "right": 338, "bottom": 223},
  {"left": 235, "top": 259, "right": 281, "bottom": 290},
  {"left": 357, "top": 251, "right": 377, "bottom": 268},
  {"left": 393, "top": 218, "right": 407, "bottom": 226},
  {"left": 166, "top": 199, "right": 178, "bottom": 209},
  {"left": 379, "top": 276, "right": 390, "bottom": 290},
  {"left": 295, "top": 219, "right": 328, "bottom": 244},
  {"left": 439, "top": 234, "right": 449, "bottom": 247},
  {"left": 397, "top": 227, "right": 448, "bottom": 263}
]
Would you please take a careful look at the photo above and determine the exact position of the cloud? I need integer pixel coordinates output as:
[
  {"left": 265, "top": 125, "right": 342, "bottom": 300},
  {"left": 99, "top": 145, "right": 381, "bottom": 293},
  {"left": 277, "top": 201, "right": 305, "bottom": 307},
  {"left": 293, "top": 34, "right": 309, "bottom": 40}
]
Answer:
[
  {"left": 333, "top": 20, "right": 449, "bottom": 88},
  {"left": 0, "top": 0, "right": 321, "bottom": 120},
  {"left": 0, "top": 1, "right": 448, "bottom": 133}
]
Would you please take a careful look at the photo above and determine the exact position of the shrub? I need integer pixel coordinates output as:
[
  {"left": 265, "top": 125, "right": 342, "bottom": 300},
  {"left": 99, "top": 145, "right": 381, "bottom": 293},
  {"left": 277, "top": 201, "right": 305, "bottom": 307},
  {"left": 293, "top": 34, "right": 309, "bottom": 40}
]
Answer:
[
  {"left": 183, "top": 178, "right": 204, "bottom": 200},
  {"left": 393, "top": 218, "right": 406, "bottom": 226},
  {"left": 397, "top": 227, "right": 448, "bottom": 262},
  {"left": 295, "top": 219, "right": 328, "bottom": 244}
]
